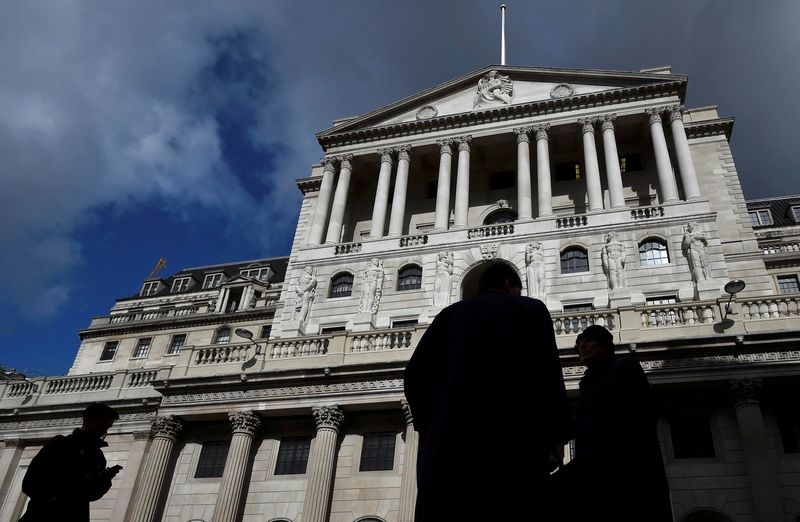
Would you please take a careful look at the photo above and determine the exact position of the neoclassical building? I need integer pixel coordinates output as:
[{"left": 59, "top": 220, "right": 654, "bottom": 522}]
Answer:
[{"left": 1, "top": 65, "right": 799, "bottom": 522}]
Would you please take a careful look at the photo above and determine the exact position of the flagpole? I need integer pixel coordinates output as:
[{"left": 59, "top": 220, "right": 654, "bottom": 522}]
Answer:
[{"left": 500, "top": 4, "right": 506, "bottom": 65}]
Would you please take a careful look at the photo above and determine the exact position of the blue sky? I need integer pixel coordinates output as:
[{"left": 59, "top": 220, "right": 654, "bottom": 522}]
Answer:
[{"left": 1, "top": 0, "right": 798, "bottom": 375}]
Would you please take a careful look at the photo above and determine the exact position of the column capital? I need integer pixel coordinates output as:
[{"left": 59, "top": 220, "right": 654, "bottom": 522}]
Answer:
[
  {"left": 338, "top": 154, "right": 354, "bottom": 170},
  {"left": 668, "top": 105, "right": 686, "bottom": 122},
  {"left": 533, "top": 123, "right": 550, "bottom": 140},
  {"left": 396, "top": 144, "right": 412, "bottom": 161},
  {"left": 151, "top": 415, "right": 183, "bottom": 440},
  {"left": 730, "top": 378, "right": 763, "bottom": 407},
  {"left": 229, "top": 411, "right": 261, "bottom": 436},
  {"left": 436, "top": 139, "right": 453, "bottom": 155},
  {"left": 312, "top": 405, "right": 344, "bottom": 431},
  {"left": 601, "top": 113, "right": 617, "bottom": 131},
  {"left": 377, "top": 148, "right": 394, "bottom": 164},
  {"left": 645, "top": 107, "right": 664, "bottom": 125},
  {"left": 457, "top": 135, "right": 472, "bottom": 151},
  {"left": 321, "top": 157, "right": 337, "bottom": 173},
  {"left": 513, "top": 126, "right": 532, "bottom": 144},
  {"left": 578, "top": 118, "right": 596, "bottom": 134},
  {"left": 401, "top": 400, "right": 413, "bottom": 426}
]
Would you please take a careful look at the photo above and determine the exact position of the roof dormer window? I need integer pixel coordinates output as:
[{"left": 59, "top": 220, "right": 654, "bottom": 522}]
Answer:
[
  {"left": 140, "top": 281, "right": 160, "bottom": 297},
  {"left": 203, "top": 273, "right": 223, "bottom": 289},
  {"left": 748, "top": 209, "right": 772, "bottom": 227},
  {"left": 172, "top": 277, "right": 191, "bottom": 293},
  {"left": 240, "top": 267, "right": 271, "bottom": 282},
  {"left": 791, "top": 206, "right": 800, "bottom": 223}
]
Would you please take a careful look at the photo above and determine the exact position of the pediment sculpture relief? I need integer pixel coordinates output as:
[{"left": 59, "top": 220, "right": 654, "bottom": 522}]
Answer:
[{"left": 473, "top": 70, "right": 513, "bottom": 109}]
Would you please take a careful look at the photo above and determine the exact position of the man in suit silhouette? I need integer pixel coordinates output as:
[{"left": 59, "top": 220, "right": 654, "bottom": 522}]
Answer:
[{"left": 405, "top": 262, "right": 572, "bottom": 521}]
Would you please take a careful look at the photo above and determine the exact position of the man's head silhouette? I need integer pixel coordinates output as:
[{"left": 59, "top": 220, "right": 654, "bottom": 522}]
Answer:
[{"left": 478, "top": 263, "right": 522, "bottom": 295}]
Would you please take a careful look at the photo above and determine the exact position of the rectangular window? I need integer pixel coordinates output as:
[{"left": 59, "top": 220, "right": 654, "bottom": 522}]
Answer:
[
  {"left": 563, "top": 303, "right": 594, "bottom": 313},
  {"left": 645, "top": 295, "right": 678, "bottom": 305},
  {"left": 275, "top": 436, "right": 312, "bottom": 475},
  {"left": 171, "top": 277, "right": 190, "bottom": 293},
  {"left": 392, "top": 319, "right": 419, "bottom": 328},
  {"left": 777, "top": 275, "right": 800, "bottom": 294},
  {"left": 670, "top": 414, "right": 716, "bottom": 458},
  {"left": 619, "top": 153, "right": 643, "bottom": 174},
  {"left": 203, "top": 273, "right": 223, "bottom": 289},
  {"left": 320, "top": 325, "right": 347, "bottom": 335},
  {"left": 748, "top": 209, "right": 773, "bottom": 227},
  {"left": 140, "top": 281, "right": 160, "bottom": 297},
  {"left": 195, "top": 440, "right": 230, "bottom": 478},
  {"left": 166, "top": 334, "right": 186, "bottom": 355},
  {"left": 240, "top": 268, "right": 271, "bottom": 281},
  {"left": 359, "top": 432, "right": 396, "bottom": 471},
  {"left": 777, "top": 413, "right": 800, "bottom": 454},
  {"left": 489, "top": 170, "right": 515, "bottom": 190},
  {"left": 555, "top": 162, "right": 582, "bottom": 182},
  {"left": 260, "top": 325, "right": 272, "bottom": 339},
  {"left": 99, "top": 341, "right": 118, "bottom": 361},
  {"left": 132, "top": 338, "right": 152, "bottom": 359}
]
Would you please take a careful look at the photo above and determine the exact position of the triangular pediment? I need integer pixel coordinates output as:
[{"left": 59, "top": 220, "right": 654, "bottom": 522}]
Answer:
[{"left": 318, "top": 65, "right": 686, "bottom": 143}]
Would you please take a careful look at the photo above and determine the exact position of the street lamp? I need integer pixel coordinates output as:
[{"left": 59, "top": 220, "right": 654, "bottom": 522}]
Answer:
[
  {"left": 723, "top": 279, "right": 746, "bottom": 316},
  {"left": 235, "top": 328, "right": 262, "bottom": 355}
]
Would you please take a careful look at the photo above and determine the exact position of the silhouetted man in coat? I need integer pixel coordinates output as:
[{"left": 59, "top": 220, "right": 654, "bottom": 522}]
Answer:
[
  {"left": 20, "top": 403, "right": 122, "bottom": 522},
  {"left": 404, "top": 263, "right": 572, "bottom": 521}
]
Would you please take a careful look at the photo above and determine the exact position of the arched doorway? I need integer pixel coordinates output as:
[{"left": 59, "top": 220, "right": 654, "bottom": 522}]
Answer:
[
  {"left": 680, "top": 509, "right": 733, "bottom": 522},
  {"left": 460, "top": 259, "right": 522, "bottom": 300}
]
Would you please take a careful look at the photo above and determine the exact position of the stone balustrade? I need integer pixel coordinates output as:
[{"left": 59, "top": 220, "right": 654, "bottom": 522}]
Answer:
[
  {"left": 174, "top": 306, "right": 200, "bottom": 317},
  {"left": 631, "top": 205, "right": 665, "bottom": 220},
  {"left": 741, "top": 295, "right": 800, "bottom": 320},
  {"left": 45, "top": 374, "right": 114, "bottom": 394},
  {"left": 127, "top": 369, "right": 159, "bottom": 387},
  {"left": 349, "top": 329, "right": 414, "bottom": 352},
  {"left": 5, "top": 381, "right": 38, "bottom": 398},
  {"left": 334, "top": 242, "right": 362, "bottom": 255},
  {"left": 399, "top": 234, "right": 428, "bottom": 247},
  {"left": 640, "top": 302, "right": 716, "bottom": 327},
  {"left": 269, "top": 336, "right": 330, "bottom": 359},
  {"left": 552, "top": 311, "right": 616, "bottom": 335},
  {"left": 467, "top": 224, "right": 514, "bottom": 239},
  {"left": 762, "top": 242, "right": 800, "bottom": 255},
  {"left": 556, "top": 215, "right": 588, "bottom": 228},
  {"left": 194, "top": 344, "right": 252, "bottom": 365}
]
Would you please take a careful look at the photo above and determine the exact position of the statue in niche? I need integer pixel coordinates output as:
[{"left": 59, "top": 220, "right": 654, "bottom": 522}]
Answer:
[
  {"left": 473, "top": 70, "right": 513, "bottom": 109},
  {"left": 601, "top": 231, "right": 628, "bottom": 294},
  {"left": 433, "top": 252, "right": 454, "bottom": 307},
  {"left": 525, "top": 242, "right": 547, "bottom": 299},
  {"left": 360, "top": 258, "right": 385, "bottom": 314},
  {"left": 294, "top": 266, "right": 317, "bottom": 323},
  {"left": 682, "top": 222, "right": 712, "bottom": 283}
]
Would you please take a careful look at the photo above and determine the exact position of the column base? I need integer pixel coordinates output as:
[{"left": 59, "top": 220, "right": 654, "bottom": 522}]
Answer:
[{"left": 351, "top": 313, "right": 376, "bottom": 332}]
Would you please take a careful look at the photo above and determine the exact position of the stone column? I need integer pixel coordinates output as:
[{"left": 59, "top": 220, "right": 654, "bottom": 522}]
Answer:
[
  {"left": 129, "top": 416, "right": 183, "bottom": 522},
  {"left": 388, "top": 145, "right": 412, "bottom": 237},
  {"left": 534, "top": 124, "right": 553, "bottom": 217},
  {"left": 369, "top": 149, "right": 394, "bottom": 238},
  {"left": 325, "top": 155, "right": 354, "bottom": 244},
  {"left": 601, "top": 114, "right": 626, "bottom": 208},
  {"left": 668, "top": 105, "right": 702, "bottom": 200},
  {"left": 433, "top": 140, "right": 453, "bottom": 231},
  {"left": 302, "top": 406, "right": 345, "bottom": 522},
  {"left": 645, "top": 108, "right": 679, "bottom": 203},
  {"left": 453, "top": 136, "right": 472, "bottom": 228},
  {"left": 514, "top": 127, "right": 533, "bottom": 220},
  {"left": 729, "top": 379, "right": 780, "bottom": 522},
  {"left": 398, "top": 401, "right": 419, "bottom": 522},
  {"left": 308, "top": 158, "right": 337, "bottom": 245},
  {"left": 579, "top": 118, "right": 603, "bottom": 211},
  {"left": 0, "top": 439, "right": 23, "bottom": 509},
  {"left": 213, "top": 411, "right": 261, "bottom": 522}
]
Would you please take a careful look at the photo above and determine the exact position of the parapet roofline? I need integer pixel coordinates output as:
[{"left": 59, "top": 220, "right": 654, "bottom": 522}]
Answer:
[{"left": 180, "top": 255, "right": 289, "bottom": 273}]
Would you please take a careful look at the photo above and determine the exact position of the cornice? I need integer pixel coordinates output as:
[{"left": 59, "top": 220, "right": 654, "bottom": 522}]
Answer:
[
  {"left": 296, "top": 176, "right": 323, "bottom": 195},
  {"left": 685, "top": 117, "right": 735, "bottom": 141},
  {"left": 317, "top": 80, "right": 686, "bottom": 149},
  {"left": 79, "top": 308, "right": 277, "bottom": 340}
]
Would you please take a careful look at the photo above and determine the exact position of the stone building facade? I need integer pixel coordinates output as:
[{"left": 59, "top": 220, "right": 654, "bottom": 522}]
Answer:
[{"left": 1, "top": 65, "right": 799, "bottom": 522}]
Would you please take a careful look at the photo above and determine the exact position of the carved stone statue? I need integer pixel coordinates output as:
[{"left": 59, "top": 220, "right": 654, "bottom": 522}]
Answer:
[
  {"left": 359, "top": 258, "right": 385, "bottom": 314},
  {"left": 525, "top": 242, "right": 547, "bottom": 299},
  {"left": 682, "top": 222, "right": 712, "bottom": 283},
  {"left": 473, "top": 70, "right": 513, "bottom": 109},
  {"left": 601, "top": 231, "right": 628, "bottom": 294},
  {"left": 433, "top": 252, "right": 454, "bottom": 307},
  {"left": 294, "top": 266, "right": 317, "bottom": 323}
]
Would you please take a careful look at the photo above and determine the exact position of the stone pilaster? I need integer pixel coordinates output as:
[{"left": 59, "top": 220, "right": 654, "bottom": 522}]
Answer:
[
  {"left": 729, "top": 379, "right": 780, "bottom": 522},
  {"left": 534, "top": 124, "right": 553, "bottom": 217},
  {"left": 302, "top": 406, "right": 345, "bottom": 522},
  {"left": 388, "top": 145, "right": 412, "bottom": 237},
  {"left": 325, "top": 155, "right": 354, "bottom": 244},
  {"left": 453, "top": 136, "right": 472, "bottom": 228},
  {"left": 213, "top": 411, "right": 261, "bottom": 522},
  {"left": 434, "top": 140, "right": 454, "bottom": 231},
  {"left": 308, "top": 158, "right": 336, "bottom": 245},
  {"left": 514, "top": 127, "right": 534, "bottom": 220},
  {"left": 600, "top": 114, "right": 626, "bottom": 208},
  {"left": 579, "top": 118, "right": 603, "bottom": 211},
  {"left": 645, "top": 108, "right": 679, "bottom": 203},
  {"left": 668, "top": 105, "right": 702, "bottom": 200},
  {"left": 129, "top": 416, "right": 183, "bottom": 522},
  {"left": 398, "top": 401, "right": 419, "bottom": 522},
  {"left": 369, "top": 149, "right": 394, "bottom": 238}
]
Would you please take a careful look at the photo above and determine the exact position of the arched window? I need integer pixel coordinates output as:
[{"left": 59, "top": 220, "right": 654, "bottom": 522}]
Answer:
[
  {"left": 639, "top": 238, "right": 669, "bottom": 266},
  {"left": 397, "top": 265, "right": 422, "bottom": 291},
  {"left": 330, "top": 272, "right": 354, "bottom": 298},
  {"left": 561, "top": 247, "right": 589, "bottom": 274},
  {"left": 484, "top": 209, "right": 517, "bottom": 225},
  {"left": 214, "top": 326, "right": 230, "bottom": 344}
]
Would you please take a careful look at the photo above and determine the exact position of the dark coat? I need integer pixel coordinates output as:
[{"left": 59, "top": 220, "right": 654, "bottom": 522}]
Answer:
[
  {"left": 20, "top": 428, "right": 112, "bottom": 522},
  {"left": 404, "top": 291, "right": 572, "bottom": 521},
  {"left": 567, "top": 356, "right": 672, "bottom": 522}
]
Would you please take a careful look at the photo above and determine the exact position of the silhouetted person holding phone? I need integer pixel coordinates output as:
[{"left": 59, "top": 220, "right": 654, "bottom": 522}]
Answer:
[
  {"left": 564, "top": 325, "right": 672, "bottom": 521},
  {"left": 404, "top": 263, "right": 572, "bottom": 521},
  {"left": 20, "top": 402, "right": 122, "bottom": 521}
]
